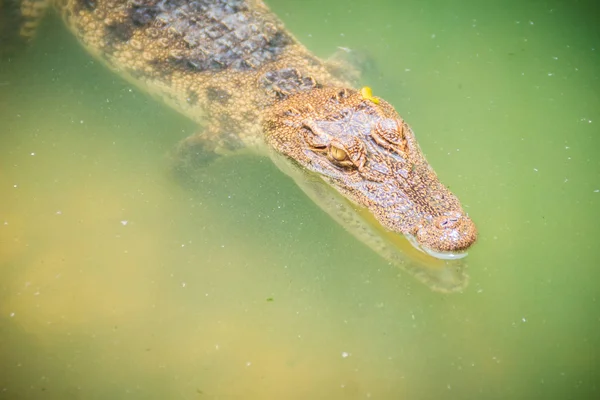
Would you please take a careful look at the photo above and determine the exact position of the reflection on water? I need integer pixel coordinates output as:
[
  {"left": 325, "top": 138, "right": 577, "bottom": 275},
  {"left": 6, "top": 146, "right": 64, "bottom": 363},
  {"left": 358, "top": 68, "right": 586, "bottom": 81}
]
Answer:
[{"left": 1, "top": 1, "right": 599, "bottom": 399}]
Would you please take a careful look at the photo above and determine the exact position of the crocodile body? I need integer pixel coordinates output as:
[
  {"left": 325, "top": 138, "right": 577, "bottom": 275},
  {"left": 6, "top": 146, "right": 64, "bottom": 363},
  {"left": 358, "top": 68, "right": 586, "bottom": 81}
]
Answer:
[
  {"left": 8, "top": 0, "right": 477, "bottom": 292},
  {"left": 56, "top": 0, "right": 347, "bottom": 154}
]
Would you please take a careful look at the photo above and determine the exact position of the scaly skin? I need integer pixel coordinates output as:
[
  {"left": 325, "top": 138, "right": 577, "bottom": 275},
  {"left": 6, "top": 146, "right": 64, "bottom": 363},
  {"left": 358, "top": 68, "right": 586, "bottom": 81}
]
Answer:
[
  {"left": 265, "top": 87, "right": 477, "bottom": 258},
  {"left": 54, "top": 0, "right": 347, "bottom": 151},
  {"left": 12, "top": 0, "right": 477, "bottom": 291}
]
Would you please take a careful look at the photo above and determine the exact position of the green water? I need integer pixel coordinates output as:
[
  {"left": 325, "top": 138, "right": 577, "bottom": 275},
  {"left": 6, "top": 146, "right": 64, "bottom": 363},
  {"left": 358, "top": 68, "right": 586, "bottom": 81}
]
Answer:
[{"left": 1, "top": 0, "right": 599, "bottom": 399}]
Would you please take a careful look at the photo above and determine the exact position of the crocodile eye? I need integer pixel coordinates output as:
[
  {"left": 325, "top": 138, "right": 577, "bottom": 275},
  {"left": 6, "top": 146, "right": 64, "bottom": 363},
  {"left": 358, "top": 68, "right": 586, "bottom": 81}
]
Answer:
[
  {"left": 371, "top": 119, "right": 406, "bottom": 152},
  {"left": 329, "top": 145, "right": 349, "bottom": 161},
  {"left": 375, "top": 119, "right": 403, "bottom": 142}
]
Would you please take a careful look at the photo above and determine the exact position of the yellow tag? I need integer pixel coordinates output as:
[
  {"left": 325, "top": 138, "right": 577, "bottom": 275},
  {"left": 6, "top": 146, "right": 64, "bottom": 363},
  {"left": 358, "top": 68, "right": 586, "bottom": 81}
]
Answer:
[{"left": 360, "top": 86, "right": 380, "bottom": 104}]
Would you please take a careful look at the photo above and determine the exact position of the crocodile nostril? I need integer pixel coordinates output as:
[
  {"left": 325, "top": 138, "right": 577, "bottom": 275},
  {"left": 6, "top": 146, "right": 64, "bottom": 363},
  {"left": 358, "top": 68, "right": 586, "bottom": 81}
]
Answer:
[{"left": 436, "top": 216, "right": 460, "bottom": 229}]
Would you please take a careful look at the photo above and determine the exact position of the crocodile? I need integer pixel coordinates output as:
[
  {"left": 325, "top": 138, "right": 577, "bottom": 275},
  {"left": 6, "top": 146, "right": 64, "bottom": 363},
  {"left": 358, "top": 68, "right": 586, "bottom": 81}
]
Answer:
[{"left": 4, "top": 0, "right": 477, "bottom": 292}]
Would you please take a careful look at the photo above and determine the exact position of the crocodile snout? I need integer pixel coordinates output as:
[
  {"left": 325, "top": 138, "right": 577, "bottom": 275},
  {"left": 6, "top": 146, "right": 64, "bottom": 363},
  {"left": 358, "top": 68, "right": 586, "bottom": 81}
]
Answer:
[{"left": 414, "top": 212, "right": 477, "bottom": 259}]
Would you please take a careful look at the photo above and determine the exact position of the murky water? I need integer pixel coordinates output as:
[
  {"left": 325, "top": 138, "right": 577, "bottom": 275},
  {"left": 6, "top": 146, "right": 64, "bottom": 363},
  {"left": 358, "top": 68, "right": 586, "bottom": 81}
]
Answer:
[{"left": 1, "top": 1, "right": 599, "bottom": 399}]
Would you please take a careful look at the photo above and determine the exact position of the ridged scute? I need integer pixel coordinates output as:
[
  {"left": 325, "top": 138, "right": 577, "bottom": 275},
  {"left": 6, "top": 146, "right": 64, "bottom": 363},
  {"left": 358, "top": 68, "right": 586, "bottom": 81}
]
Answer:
[{"left": 85, "top": 0, "right": 294, "bottom": 73}]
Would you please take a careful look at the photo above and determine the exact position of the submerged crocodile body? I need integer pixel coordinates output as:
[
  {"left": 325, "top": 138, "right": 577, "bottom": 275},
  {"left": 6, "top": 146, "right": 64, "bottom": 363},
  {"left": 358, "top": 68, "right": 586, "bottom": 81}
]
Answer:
[{"left": 8, "top": 0, "right": 477, "bottom": 292}]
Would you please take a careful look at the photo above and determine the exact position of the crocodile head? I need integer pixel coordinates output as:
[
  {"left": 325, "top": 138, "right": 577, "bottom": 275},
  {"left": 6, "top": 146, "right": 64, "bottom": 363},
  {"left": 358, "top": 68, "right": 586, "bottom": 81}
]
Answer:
[{"left": 264, "top": 87, "right": 477, "bottom": 260}]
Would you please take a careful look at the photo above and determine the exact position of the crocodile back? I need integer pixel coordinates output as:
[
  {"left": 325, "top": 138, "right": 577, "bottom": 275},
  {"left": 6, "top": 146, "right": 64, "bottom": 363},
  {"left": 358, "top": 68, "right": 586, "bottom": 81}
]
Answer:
[
  {"left": 57, "top": 0, "right": 341, "bottom": 147},
  {"left": 61, "top": 0, "right": 295, "bottom": 74}
]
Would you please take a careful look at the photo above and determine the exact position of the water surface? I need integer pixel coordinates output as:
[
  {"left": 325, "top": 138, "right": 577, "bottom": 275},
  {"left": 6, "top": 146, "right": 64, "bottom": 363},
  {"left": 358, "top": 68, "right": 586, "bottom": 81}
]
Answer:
[{"left": 1, "top": 0, "right": 599, "bottom": 399}]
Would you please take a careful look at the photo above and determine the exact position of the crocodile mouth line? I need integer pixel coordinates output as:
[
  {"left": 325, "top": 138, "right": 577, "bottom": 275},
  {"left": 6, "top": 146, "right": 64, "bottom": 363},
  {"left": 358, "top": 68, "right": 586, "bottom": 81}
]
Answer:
[{"left": 404, "top": 234, "right": 469, "bottom": 260}]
